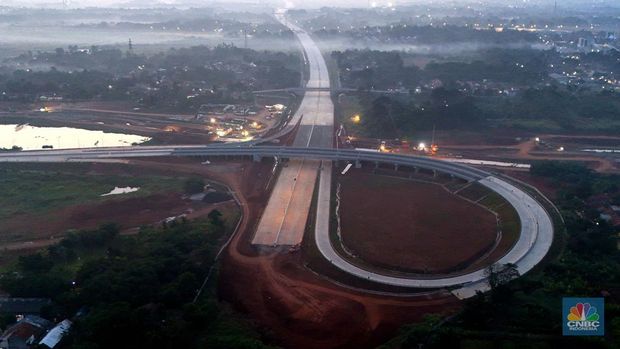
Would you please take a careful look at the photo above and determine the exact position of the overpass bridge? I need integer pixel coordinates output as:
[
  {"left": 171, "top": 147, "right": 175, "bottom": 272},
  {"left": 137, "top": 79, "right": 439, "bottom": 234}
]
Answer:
[{"left": 0, "top": 146, "right": 488, "bottom": 182}]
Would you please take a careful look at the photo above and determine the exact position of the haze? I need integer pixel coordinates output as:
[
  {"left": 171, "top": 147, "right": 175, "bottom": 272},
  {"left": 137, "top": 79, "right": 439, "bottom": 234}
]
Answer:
[{"left": 7, "top": 0, "right": 620, "bottom": 9}]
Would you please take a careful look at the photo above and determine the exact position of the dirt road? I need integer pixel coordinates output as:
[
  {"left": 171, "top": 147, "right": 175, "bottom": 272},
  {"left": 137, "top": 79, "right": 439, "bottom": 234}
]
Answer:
[{"left": 205, "top": 159, "right": 461, "bottom": 349}]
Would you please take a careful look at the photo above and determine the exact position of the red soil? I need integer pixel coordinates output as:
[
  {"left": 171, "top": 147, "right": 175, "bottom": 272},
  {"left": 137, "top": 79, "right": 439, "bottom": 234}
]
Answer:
[
  {"left": 1, "top": 192, "right": 190, "bottom": 240},
  {"left": 338, "top": 172, "right": 498, "bottom": 274},
  {"left": 212, "top": 159, "right": 461, "bottom": 349}
]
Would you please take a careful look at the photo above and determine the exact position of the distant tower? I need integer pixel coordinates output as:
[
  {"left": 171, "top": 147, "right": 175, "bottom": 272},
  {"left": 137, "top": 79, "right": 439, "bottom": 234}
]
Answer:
[
  {"left": 244, "top": 29, "right": 248, "bottom": 49},
  {"left": 554, "top": 0, "right": 557, "bottom": 16},
  {"left": 128, "top": 38, "right": 133, "bottom": 52}
]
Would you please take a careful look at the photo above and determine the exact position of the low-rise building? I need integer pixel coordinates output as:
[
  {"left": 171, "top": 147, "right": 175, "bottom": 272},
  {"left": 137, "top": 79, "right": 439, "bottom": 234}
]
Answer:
[
  {"left": 0, "top": 315, "right": 53, "bottom": 349},
  {"left": 39, "top": 320, "right": 72, "bottom": 349}
]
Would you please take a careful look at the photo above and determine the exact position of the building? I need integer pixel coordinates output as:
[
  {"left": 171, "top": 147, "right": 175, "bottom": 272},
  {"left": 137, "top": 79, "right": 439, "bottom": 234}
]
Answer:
[
  {"left": 39, "top": 320, "right": 72, "bottom": 349},
  {"left": 577, "top": 37, "right": 589, "bottom": 49},
  {"left": 0, "top": 315, "right": 53, "bottom": 349}
]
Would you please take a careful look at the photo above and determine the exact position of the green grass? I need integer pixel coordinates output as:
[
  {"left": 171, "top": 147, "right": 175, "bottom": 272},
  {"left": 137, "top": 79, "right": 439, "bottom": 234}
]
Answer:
[
  {"left": 495, "top": 204, "right": 521, "bottom": 243},
  {"left": 456, "top": 183, "right": 521, "bottom": 259},
  {"left": 0, "top": 164, "right": 184, "bottom": 221},
  {"left": 457, "top": 183, "right": 494, "bottom": 202},
  {"left": 335, "top": 95, "right": 365, "bottom": 131},
  {"left": 478, "top": 192, "right": 509, "bottom": 211}
]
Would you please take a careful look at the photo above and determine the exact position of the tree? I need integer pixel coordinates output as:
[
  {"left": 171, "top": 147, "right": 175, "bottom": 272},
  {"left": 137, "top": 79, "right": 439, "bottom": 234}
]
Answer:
[
  {"left": 0, "top": 313, "right": 15, "bottom": 331},
  {"left": 400, "top": 314, "right": 444, "bottom": 349},
  {"left": 208, "top": 209, "right": 223, "bottom": 226},
  {"left": 184, "top": 177, "right": 205, "bottom": 194},
  {"left": 18, "top": 253, "right": 53, "bottom": 273}
]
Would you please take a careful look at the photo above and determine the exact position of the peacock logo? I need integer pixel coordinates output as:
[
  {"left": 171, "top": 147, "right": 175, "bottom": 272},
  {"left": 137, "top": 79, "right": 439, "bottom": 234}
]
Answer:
[
  {"left": 567, "top": 303, "right": 599, "bottom": 322},
  {"left": 563, "top": 298, "right": 604, "bottom": 336}
]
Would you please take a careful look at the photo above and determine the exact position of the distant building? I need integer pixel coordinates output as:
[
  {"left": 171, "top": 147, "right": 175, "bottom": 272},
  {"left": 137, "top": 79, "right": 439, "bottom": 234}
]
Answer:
[
  {"left": 39, "top": 96, "right": 63, "bottom": 102},
  {"left": 577, "top": 37, "right": 589, "bottom": 49}
]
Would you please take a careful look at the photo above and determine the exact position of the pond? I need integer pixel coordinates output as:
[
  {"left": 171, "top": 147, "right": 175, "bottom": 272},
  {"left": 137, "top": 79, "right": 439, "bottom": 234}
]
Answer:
[
  {"left": 101, "top": 187, "right": 141, "bottom": 197},
  {"left": 0, "top": 124, "right": 151, "bottom": 150}
]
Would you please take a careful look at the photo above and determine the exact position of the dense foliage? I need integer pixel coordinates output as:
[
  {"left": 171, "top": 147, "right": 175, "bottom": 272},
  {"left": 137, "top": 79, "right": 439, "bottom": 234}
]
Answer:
[
  {"left": 335, "top": 48, "right": 620, "bottom": 134},
  {"left": 347, "top": 86, "right": 620, "bottom": 137},
  {"left": 1, "top": 45, "right": 300, "bottom": 110},
  {"left": 333, "top": 48, "right": 552, "bottom": 90},
  {"left": 0, "top": 216, "right": 276, "bottom": 349}
]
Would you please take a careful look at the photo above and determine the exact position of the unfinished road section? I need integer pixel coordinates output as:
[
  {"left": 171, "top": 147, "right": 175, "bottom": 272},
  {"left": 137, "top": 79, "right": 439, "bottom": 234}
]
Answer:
[{"left": 253, "top": 11, "right": 334, "bottom": 247}]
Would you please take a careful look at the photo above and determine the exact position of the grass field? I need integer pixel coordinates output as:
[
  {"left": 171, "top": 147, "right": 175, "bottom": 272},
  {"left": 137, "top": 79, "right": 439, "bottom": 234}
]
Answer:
[
  {"left": 456, "top": 182, "right": 521, "bottom": 259},
  {"left": 0, "top": 163, "right": 184, "bottom": 222},
  {"left": 456, "top": 182, "right": 493, "bottom": 202},
  {"left": 335, "top": 95, "right": 365, "bottom": 130}
]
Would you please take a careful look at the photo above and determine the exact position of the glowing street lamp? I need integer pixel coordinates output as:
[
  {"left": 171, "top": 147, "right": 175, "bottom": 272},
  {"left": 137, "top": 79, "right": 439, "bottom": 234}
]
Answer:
[{"left": 351, "top": 114, "right": 361, "bottom": 124}]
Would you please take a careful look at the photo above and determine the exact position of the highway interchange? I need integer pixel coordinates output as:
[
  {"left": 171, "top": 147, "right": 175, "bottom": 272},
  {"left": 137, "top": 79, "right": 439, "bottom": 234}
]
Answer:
[
  {"left": 0, "top": 11, "right": 555, "bottom": 299},
  {"left": 0, "top": 145, "right": 555, "bottom": 298}
]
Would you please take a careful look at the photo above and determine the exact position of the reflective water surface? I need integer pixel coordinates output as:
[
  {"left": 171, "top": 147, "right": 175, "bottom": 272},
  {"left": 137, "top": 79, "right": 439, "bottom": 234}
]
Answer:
[{"left": 1, "top": 124, "right": 151, "bottom": 150}]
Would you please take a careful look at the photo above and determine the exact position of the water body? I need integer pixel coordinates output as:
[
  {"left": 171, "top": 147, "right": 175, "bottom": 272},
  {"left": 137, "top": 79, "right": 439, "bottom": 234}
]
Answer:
[
  {"left": 0, "top": 124, "right": 150, "bottom": 150},
  {"left": 101, "top": 187, "right": 141, "bottom": 197}
]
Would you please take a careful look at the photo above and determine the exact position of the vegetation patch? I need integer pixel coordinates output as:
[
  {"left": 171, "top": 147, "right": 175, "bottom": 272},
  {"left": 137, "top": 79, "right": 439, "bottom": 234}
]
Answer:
[
  {"left": 0, "top": 164, "right": 183, "bottom": 222},
  {"left": 0, "top": 213, "right": 278, "bottom": 349}
]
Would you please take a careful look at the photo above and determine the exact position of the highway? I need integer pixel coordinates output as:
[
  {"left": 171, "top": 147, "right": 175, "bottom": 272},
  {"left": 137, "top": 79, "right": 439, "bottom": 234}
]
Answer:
[
  {"left": 0, "top": 146, "right": 491, "bottom": 181},
  {"left": 252, "top": 11, "right": 334, "bottom": 246},
  {"left": 244, "top": 66, "right": 555, "bottom": 295},
  {"left": 0, "top": 12, "right": 554, "bottom": 297}
]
